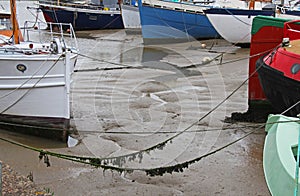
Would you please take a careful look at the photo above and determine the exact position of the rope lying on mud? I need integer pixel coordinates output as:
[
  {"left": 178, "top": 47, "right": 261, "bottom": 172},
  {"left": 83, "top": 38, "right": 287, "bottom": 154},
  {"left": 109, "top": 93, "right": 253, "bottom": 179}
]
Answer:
[
  {"left": 0, "top": 44, "right": 274, "bottom": 131},
  {"left": 75, "top": 53, "right": 137, "bottom": 71},
  {"left": 96, "top": 123, "right": 263, "bottom": 134},
  {"left": 74, "top": 43, "right": 273, "bottom": 72},
  {"left": 0, "top": 119, "right": 299, "bottom": 176},
  {"left": 0, "top": 53, "right": 259, "bottom": 170},
  {"left": 1, "top": 44, "right": 297, "bottom": 176}
]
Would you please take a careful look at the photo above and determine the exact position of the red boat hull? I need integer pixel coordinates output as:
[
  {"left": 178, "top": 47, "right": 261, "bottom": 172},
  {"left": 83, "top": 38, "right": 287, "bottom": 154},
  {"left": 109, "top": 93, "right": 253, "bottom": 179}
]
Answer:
[
  {"left": 256, "top": 54, "right": 300, "bottom": 116},
  {"left": 256, "top": 20, "right": 300, "bottom": 116}
]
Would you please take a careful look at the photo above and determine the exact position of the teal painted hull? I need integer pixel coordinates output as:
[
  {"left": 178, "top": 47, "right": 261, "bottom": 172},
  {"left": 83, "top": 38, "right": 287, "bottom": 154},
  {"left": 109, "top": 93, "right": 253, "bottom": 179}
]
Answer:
[{"left": 263, "top": 114, "right": 300, "bottom": 195}]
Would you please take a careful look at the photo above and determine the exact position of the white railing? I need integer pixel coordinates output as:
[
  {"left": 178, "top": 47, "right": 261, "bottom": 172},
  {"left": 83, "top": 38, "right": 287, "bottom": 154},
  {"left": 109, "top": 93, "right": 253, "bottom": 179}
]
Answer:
[{"left": 22, "top": 21, "right": 78, "bottom": 51}]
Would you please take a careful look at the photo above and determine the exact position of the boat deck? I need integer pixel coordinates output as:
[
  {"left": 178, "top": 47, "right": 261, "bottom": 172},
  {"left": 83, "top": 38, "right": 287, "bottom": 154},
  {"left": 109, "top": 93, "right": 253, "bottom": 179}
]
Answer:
[{"left": 286, "top": 39, "right": 300, "bottom": 54}]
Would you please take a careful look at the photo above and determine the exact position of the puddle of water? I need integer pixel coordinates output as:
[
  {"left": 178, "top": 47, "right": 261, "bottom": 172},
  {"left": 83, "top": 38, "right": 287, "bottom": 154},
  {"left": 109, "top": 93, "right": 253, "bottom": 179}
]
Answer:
[{"left": 142, "top": 47, "right": 169, "bottom": 62}]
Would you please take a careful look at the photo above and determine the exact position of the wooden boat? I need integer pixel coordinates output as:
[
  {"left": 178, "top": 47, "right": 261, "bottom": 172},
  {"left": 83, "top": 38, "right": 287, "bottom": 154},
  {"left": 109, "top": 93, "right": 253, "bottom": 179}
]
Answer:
[
  {"left": 138, "top": 0, "right": 220, "bottom": 44},
  {"left": 38, "top": 0, "right": 124, "bottom": 30},
  {"left": 0, "top": 0, "right": 78, "bottom": 141},
  {"left": 263, "top": 114, "right": 300, "bottom": 195},
  {"left": 256, "top": 19, "right": 300, "bottom": 116},
  {"left": 121, "top": 0, "right": 141, "bottom": 29}
]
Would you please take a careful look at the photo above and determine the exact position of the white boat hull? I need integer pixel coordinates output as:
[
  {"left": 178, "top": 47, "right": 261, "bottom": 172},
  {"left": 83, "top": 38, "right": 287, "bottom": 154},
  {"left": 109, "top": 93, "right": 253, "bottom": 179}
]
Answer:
[
  {"left": 204, "top": 8, "right": 276, "bottom": 46},
  {"left": 0, "top": 53, "right": 76, "bottom": 119},
  {"left": 0, "top": 0, "right": 78, "bottom": 141},
  {"left": 206, "top": 13, "right": 253, "bottom": 44},
  {"left": 121, "top": 4, "right": 141, "bottom": 28}
]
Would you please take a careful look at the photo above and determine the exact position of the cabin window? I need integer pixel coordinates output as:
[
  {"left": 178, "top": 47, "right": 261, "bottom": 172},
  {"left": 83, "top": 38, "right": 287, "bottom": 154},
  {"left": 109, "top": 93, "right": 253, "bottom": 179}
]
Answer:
[
  {"left": 0, "top": 18, "right": 12, "bottom": 30},
  {"left": 292, "top": 145, "right": 300, "bottom": 167},
  {"left": 291, "top": 63, "right": 300, "bottom": 75}
]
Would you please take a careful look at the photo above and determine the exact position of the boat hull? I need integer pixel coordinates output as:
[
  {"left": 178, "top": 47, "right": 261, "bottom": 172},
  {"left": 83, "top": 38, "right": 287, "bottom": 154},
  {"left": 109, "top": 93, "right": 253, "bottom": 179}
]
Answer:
[
  {"left": 278, "top": 10, "right": 300, "bottom": 20},
  {"left": 205, "top": 8, "right": 275, "bottom": 46},
  {"left": 0, "top": 52, "right": 77, "bottom": 141},
  {"left": 0, "top": 114, "right": 70, "bottom": 141},
  {"left": 138, "top": 0, "right": 219, "bottom": 44},
  {"left": 39, "top": 4, "right": 124, "bottom": 30},
  {"left": 121, "top": 4, "right": 141, "bottom": 28},
  {"left": 256, "top": 55, "right": 300, "bottom": 116},
  {"left": 263, "top": 114, "right": 300, "bottom": 195}
]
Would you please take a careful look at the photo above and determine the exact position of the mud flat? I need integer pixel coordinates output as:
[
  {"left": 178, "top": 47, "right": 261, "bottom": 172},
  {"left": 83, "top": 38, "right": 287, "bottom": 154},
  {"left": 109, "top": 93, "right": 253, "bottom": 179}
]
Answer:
[{"left": 0, "top": 30, "right": 269, "bottom": 195}]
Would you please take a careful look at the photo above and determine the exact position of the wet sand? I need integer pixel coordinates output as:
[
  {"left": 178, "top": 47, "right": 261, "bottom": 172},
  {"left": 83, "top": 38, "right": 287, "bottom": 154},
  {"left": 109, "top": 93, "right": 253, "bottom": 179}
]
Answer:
[{"left": 0, "top": 29, "right": 270, "bottom": 195}]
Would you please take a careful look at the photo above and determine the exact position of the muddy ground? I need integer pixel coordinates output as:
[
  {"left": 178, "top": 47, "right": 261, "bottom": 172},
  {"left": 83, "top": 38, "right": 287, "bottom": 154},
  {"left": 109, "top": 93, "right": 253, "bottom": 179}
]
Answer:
[{"left": 0, "top": 29, "right": 270, "bottom": 195}]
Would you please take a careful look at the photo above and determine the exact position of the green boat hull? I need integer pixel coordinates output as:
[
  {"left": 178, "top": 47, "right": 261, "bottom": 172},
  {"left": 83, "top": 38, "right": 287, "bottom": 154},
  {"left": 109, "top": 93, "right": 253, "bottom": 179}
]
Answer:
[{"left": 263, "top": 114, "right": 300, "bottom": 195}]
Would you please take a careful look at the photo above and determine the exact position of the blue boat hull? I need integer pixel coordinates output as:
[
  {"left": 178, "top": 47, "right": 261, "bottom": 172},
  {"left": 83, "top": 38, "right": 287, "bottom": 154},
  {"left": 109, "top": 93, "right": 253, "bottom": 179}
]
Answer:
[
  {"left": 40, "top": 6, "right": 124, "bottom": 30},
  {"left": 138, "top": 3, "right": 219, "bottom": 43}
]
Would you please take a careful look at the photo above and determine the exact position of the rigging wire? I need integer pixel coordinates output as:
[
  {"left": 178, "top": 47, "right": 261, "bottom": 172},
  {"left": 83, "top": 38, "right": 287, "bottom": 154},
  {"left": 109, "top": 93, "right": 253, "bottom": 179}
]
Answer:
[{"left": 26, "top": 6, "right": 42, "bottom": 27}]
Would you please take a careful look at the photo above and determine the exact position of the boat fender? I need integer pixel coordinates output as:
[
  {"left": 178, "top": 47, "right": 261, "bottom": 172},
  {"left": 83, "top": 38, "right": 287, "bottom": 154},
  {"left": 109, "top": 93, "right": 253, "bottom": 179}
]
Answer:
[
  {"left": 50, "top": 38, "right": 63, "bottom": 54},
  {"left": 202, "top": 57, "right": 211, "bottom": 63}
]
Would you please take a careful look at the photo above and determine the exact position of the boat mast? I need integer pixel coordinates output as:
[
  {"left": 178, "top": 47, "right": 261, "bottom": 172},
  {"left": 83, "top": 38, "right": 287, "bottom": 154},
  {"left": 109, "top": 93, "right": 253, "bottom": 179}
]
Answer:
[
  {"left": 10, "top": 0, "right": 21, "bottom": 44},
  {"left": 249, "top": 0, "right": 255, "bottom": 9}
]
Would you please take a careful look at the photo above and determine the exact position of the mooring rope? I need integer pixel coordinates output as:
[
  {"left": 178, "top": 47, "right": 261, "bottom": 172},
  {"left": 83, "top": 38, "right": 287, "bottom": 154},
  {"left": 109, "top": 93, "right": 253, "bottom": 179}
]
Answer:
[
  {"left": 0, "top": 42, "right": 292, "bottom": 176},
  {"left": 0, "top": 119, "right": 299, "bottom": 176},
  {"left": 62, "top": 55, "right": 263, "bottom": 168},
  {"left": 75, "top": 44, "right": 274, "bottom": 73},
  {"left": 99, "top": 123, "right": 264, "bottom": 134},
  {"left": 0, "top": 0, "right": 296, "bottom": 178},
  {"left": 283, "top": 100, "right": 300, "bottom": 116}
]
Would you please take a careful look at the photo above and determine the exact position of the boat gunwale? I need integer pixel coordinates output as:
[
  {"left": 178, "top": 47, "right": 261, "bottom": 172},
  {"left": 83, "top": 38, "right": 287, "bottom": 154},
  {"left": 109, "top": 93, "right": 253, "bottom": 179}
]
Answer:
[{"left": 38, "top": 3, "right": 122, "bottom": 14}]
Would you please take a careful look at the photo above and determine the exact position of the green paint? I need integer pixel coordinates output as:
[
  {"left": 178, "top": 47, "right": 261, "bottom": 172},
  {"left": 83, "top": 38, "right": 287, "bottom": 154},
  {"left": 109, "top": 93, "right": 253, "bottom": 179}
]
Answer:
[
  {"left": 263, "top": 114, "right": 300, "bottom": 195},
  {"left": 251, "top": 16, "right": 292, "bottom": 35}
]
